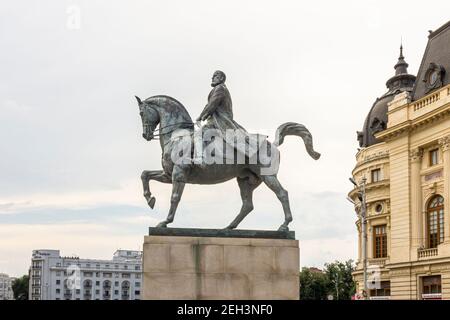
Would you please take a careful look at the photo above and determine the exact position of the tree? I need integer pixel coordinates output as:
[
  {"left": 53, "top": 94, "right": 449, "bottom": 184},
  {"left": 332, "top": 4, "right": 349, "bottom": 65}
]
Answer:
[
  {"left": 299, "top": 260, "right": 356, "bottom": 300},
  {"left": 324, "top": 260, "right": 356, "bottom": 300},
  {"left": 299, "top": 267, "right": 329, "bottom": 300},
  {"left": 12, "top": 275, "right": 29, "bottom": 300}
]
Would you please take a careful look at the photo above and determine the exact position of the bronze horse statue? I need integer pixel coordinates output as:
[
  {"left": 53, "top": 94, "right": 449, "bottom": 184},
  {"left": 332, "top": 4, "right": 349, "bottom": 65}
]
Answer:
[{"left": 135, "top": 95, "right": 320, "bottom": 231}]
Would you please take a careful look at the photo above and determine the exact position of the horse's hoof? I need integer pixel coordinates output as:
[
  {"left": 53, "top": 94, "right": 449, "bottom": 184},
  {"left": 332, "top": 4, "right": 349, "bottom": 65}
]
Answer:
[
  {"left": 278, "top": 225, "right": 289, "bottom": 232},
  {"left": 156, "top": 221, "right": 167, "bottom": 228},
  {"left": 148, "top": 197, "right": 156, "bottom": 209}
]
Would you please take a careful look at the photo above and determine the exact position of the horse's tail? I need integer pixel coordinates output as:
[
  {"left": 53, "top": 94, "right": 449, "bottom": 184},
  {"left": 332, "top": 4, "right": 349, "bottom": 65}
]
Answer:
[{"left": 273, "top": 122, "right": 321, "bottom": 160}]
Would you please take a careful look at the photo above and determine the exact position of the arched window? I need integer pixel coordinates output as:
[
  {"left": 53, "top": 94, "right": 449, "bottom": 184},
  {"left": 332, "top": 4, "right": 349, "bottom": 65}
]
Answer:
[{"left": 427, "top": 195, "right": 444, "bottom": 248}]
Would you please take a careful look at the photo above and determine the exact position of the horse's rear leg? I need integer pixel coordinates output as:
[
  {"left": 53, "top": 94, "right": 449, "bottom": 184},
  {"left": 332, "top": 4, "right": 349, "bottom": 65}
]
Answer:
[
  {"left": 141, "top": 170, "right": 171, "bottom": 209},
  {"left": 225, "top": 176, "right": 262, "bottom": 229},
  {"left": 261, "top": 175, "right": 292, "bottom": 232}
]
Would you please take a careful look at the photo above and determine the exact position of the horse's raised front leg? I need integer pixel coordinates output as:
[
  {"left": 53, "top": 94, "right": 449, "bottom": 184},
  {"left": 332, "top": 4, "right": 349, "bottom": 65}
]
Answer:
[
  {"left": 141, "top": 170, "right": 172, "bottom": 209},
  {"left": 261, "top": 175, "right": 292, "bottom": 232},
  {"left": 156, "top": 165, "right": 186, "bottom": 228},
  {"left": 225, "top": 176, "right": 262, "bottom": 230}
]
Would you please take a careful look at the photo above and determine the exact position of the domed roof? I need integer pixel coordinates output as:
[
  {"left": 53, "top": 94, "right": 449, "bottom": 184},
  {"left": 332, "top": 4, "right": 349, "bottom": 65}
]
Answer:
[{"left": 357, "top": 46, "right": 416, "bottom": 147}]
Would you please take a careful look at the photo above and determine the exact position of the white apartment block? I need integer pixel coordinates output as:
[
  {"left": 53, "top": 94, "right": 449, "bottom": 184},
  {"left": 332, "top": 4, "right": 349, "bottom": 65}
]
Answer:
[
  {"left": 0, "top": 273, "right": 14, "bottom": 300},
  {"left": 29, "top": 249, "right": 142, "bottom": 300}
]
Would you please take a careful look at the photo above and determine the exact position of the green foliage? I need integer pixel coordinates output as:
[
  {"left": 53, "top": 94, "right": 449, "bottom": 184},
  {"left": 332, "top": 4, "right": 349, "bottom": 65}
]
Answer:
[
  {"left": 299, "top": 260, "right": 356, "bottom": 300},
  {"left": 324, "top": 260, "right": 356, "bottom": 300},
  {"left": 299, "top": 267, "right": 329, "bottom": 300},
  {"left": 11, "top": 275, "right": 29, "bottom": 300}
]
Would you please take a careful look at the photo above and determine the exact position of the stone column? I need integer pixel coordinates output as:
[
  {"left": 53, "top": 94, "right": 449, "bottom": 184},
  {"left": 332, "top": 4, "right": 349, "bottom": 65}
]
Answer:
[
  {"left": 438, "top": 136, "right": 450, "bottom": 243},
  {"left": 410, "top": 148, "right": 423, "bottom": 251}
]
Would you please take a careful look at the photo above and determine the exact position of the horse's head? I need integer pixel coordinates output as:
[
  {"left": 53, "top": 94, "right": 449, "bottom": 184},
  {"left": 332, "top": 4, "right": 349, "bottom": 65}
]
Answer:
[{"left": 135, "top": 96, "right": 160, "bottom": 141}]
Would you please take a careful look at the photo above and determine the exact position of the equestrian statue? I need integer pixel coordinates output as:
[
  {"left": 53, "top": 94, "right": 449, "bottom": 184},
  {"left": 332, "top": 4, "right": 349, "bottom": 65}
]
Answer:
[{"left": 135, "top": 70, "right": 320, "bottom": 232}]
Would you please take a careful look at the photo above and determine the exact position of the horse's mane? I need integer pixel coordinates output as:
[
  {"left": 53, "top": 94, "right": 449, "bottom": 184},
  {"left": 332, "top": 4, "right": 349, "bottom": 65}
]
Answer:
[{"left": 145, "top": 95, "right": 193, "bottom": 123}]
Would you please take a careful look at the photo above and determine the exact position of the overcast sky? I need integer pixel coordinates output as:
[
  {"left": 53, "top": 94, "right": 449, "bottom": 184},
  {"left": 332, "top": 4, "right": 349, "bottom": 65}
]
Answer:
[{"left": 1, "top": 1, "right": 449, "bottom": 277}]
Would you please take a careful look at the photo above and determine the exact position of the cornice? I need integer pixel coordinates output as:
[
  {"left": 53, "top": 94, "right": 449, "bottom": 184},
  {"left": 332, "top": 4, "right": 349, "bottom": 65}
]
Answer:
[
  {"left": 348, "top": 181, "right": 390, "bottom": 200},
  {"left": 352, "top": 151, "right": 390, "bottom": 175},
  {"left": 376, "top": 103, "right": 450, "bottom": 142}
]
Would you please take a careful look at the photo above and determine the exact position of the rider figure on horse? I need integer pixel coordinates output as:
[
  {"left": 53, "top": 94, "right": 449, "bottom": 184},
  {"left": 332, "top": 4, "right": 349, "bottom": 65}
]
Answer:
[{"left": 194, "top": 70, "right": 265, "bottom": 164}]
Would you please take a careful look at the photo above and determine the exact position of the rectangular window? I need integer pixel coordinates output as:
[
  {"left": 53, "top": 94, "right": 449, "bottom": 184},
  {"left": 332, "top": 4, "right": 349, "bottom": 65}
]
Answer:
[
  {"left": 56, "top": 289, "right": 60, "bottom": 294},
  {"left": 422, "top": 276, "right": 442, "bottom": 299},
  {"left": 373, "top": 225, "right": 387, "bottom": 258},
  {"left": 369, "top": 281, "right": 390, "bottom": 298},
  {"left": 371, "top": 169, "right": 381, "bottom": 183},
  {"left": 56, "top": 280, "right": 60, "bottom": 285},
  {"left": 430, "top": 149, "right": 439, "bottom": 166}
]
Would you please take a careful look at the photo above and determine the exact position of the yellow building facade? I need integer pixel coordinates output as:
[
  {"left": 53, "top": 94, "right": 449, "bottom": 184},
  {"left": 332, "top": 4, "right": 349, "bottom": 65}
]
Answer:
[{"left": 350, "top": 21, "right": 450, "bottom": 300}]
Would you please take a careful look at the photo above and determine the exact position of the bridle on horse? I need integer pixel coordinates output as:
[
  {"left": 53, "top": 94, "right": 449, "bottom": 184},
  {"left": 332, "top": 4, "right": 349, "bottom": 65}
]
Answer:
[{"left": 148, "top": 122, "right": 195, "bottom": 140}]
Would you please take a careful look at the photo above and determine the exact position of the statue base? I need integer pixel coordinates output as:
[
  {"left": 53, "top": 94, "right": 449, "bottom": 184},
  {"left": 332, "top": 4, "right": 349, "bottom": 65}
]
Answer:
[{"left": 142, "top": 227, "right": 299, "bottom": 300}]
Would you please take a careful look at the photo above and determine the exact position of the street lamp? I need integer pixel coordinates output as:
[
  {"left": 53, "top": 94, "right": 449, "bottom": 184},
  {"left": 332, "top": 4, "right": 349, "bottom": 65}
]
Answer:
[{"left": 349, "top": 176, "right": 368, "bottom": 299}]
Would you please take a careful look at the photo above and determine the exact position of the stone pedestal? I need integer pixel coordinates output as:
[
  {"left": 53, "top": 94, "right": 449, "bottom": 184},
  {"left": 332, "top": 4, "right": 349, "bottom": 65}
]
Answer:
[{"left": 142, "top": 228, "right": 299, "bottom": 300}]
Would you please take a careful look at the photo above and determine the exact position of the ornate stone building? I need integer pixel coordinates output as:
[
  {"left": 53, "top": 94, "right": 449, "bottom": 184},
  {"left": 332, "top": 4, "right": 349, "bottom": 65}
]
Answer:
[{"left": 349, "top": 20, "right": 450, "bottom": 300}]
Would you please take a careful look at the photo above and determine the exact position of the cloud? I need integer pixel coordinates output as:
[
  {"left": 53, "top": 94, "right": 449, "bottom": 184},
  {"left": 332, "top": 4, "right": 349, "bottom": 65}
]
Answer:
[
  {"left": 0, "top": 200, "right": 35, "bottom": 214},
  {"left": 300, "top": 234, "right": 358, "bottom": 268}
]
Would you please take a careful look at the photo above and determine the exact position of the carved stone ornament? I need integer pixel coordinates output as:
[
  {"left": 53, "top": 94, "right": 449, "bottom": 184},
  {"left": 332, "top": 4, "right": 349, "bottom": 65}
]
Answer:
[
  {"left": 370, "top": 117, "right": 386, "bottom": 135},
  {"left": 438, "top": 135, "right": 450, "bottom": 152},
  {"left": 409, "top": 148, "right": 423, "bottom": 162},
  {"left": 423, "top": 62, "right": 445, "bottom": 93}
]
